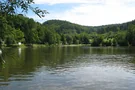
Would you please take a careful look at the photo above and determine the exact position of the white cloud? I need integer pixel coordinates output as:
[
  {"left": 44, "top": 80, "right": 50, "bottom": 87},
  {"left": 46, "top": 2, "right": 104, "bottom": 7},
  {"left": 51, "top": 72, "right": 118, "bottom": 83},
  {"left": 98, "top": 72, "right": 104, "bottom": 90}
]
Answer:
[
  {"left": 34, "top": 0, "right": 135, "bottom": 5},
  {"left": 34, "top": 0, "right": 105, "bottom": 5},
  {"left": 31, "top": 0, "right": 135, "bottom": 26}
]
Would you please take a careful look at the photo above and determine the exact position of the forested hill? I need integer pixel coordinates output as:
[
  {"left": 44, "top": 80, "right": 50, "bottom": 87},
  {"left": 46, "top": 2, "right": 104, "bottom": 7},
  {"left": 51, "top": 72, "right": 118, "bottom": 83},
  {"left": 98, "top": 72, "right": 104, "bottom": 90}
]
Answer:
[
  {"left": 43, "top": 19, "right": 135, "bottom": 34},
  {"left": 43, "top": 20, "right": 93, "bottom": 34},
  {"left": 1, "top": 15, "right": 135, "bottom": 46}
]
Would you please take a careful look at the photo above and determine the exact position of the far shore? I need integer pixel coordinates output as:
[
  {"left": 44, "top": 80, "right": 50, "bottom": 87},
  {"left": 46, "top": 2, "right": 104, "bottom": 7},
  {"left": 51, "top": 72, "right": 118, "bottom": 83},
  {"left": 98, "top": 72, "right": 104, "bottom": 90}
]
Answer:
[
  {"left": 0, "top": 44, "right": 91, "bottom": 48},
  {"left": 1, "top": 44, "right": 133, "bottom": 49}
]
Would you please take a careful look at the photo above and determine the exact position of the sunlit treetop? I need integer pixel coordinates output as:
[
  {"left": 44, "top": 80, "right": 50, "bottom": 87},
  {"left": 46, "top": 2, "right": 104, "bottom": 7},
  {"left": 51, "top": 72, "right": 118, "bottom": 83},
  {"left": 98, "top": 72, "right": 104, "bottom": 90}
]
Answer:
[{"left": 0, "top": 0, "right": 48, "bottom": 18}]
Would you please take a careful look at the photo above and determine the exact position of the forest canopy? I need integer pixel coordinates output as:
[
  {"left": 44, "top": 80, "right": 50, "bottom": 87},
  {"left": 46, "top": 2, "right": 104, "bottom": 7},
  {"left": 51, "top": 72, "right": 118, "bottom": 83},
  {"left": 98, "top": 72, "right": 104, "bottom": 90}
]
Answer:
[{"left": 0, "top": 14, "right": 135, "bottom": 46}]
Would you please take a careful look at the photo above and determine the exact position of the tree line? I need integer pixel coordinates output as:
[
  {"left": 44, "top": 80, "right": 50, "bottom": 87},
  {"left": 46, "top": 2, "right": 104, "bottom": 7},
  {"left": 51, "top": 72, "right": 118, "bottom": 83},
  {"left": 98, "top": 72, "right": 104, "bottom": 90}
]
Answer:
[{"left": 0, "top": 15, "right": 135, "bottom": 46}]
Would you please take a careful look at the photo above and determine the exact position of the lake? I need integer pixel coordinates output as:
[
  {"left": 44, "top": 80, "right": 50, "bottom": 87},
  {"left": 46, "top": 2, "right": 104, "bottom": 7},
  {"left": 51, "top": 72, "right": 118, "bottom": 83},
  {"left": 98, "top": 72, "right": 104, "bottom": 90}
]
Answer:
[{"left": 0, "top": 46, "right": 135, "bottom": 90}]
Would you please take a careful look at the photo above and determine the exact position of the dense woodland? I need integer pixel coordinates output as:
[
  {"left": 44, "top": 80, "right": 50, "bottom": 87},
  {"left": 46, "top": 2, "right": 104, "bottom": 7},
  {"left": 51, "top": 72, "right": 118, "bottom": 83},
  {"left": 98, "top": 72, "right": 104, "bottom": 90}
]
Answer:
[{"left": 0, "top": 15, "right": 135, "bottom": 46}]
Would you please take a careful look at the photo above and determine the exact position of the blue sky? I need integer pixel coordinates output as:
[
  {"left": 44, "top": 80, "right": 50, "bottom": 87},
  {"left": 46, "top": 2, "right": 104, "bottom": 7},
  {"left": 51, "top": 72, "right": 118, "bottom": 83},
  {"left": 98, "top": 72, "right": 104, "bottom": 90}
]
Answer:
[{"left": 27, "top": 0, "right": 135, "bottom": 26}]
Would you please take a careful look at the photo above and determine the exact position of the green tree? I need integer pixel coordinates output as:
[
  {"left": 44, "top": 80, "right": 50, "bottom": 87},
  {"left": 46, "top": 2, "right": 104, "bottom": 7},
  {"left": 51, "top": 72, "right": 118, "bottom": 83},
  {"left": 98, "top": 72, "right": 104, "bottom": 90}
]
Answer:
[
  {"left": 126, "top": 25, "right": 135, "bottom": 46},
  {"left": 79, "top": 33, "right": 90, "bottom": 44},
  {"left": 23, "top": 19, "right": 37, "bottom": 43},
  {"left": 44, "top": 30, "right": 57, "bottom": 45},
  {"left": 12, "top": 29, "right": 24, "bottom": 43},
  {"left": 73, "top": 35, "right": 79, "bottom": 44},
  {"left": 0, "top": 16, "right": 7, "bottom": 41},
  {"left": 37, "top": 24, "right": 46, "bottom": 44},
  {"left": 116, "top": 31, "right": 128, "bottom": 46},
  {"left": 61, "top": 34, "right": 66, "bottom": 45},
  {"left": 0, "top": 0, "right": 48, "bottom": 17},
  {"left": 66, "top": 35, "right": 73, "bottom": 45},
  {"left": 91, "top": 35, "right": 103, "bottom": 46}
]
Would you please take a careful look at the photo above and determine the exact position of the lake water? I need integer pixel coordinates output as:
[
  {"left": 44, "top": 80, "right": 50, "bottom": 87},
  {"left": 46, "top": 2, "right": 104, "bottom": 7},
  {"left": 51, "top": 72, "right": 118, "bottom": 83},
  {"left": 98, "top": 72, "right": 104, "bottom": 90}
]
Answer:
[{"left": 0, "top": 46, "right": 135, "bottom": 90}]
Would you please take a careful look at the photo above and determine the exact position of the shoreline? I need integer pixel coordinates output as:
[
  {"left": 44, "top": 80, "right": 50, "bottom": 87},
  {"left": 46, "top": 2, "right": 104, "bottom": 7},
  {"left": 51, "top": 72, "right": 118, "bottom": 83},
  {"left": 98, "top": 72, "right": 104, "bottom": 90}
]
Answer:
[{"left": 0, "top": 44, "right": 132, "bottom": 48}]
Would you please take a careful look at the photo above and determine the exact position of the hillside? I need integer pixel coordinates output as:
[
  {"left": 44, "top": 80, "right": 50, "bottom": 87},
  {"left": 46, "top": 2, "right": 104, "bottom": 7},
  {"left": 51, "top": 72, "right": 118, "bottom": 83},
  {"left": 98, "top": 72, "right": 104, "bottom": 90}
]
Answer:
[
  {"left": 43, "top": 20, "right": 93, "bottom": 34},
  {"left": 43, "top": 19, "right": 135, "bottom": 34},
  {"left": 0, "top": 15, "right": 135, "bottom": 46}
]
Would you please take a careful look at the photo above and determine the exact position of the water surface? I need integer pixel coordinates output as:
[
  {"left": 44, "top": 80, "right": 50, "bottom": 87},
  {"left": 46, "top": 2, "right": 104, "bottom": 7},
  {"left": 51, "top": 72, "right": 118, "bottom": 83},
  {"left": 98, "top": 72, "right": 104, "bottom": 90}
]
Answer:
[{"left": 0, "top": 46, "right": 135, "bottom": 90}]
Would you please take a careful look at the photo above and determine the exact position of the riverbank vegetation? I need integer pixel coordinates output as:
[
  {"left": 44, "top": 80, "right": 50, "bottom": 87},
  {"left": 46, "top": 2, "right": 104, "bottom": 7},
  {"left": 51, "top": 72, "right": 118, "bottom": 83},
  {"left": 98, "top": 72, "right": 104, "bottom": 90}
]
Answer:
[{"left": 1, "top": 15, "right": 135, "bottom": 47}]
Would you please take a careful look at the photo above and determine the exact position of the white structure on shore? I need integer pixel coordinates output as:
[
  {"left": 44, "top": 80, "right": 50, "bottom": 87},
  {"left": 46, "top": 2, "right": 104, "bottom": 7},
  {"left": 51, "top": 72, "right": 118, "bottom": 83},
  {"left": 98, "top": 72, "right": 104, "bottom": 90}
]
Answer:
[
  {"left": 18, "top": 42, "right": 21, "bottom": 46},
  {"left": 0, "top": 49, "right": 2, "bottom": 55}
]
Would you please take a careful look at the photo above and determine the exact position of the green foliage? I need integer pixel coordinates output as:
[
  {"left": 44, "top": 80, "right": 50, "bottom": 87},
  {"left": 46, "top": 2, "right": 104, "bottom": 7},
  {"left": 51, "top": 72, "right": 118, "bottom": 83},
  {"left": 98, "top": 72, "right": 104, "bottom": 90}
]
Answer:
[
  {"left": 43, "top": 20, "right": 92, "bottom": 34},
  {"left": 61, "top": 34, "right": 66, "bottom": 44},
  {"left": 65, "top": 35, "right": 73, "bottom": 45},
  {"left": 79, "top": 33, "right": 90, "bottom": 44},
  {"left": 0, "top": 0, "right": 48, "bottom": 18},
  {"left": 12, "top": 29, "right": 24, "bottom": 42},
  {"left": 126, "top": 25, "right": 135, "bottom": 46},
  {"left": 0, "top": 16, "right": 8, "bottom": 40},
  {"left": 5, "top": 36, "right": 15, "bottom": 46},
  {"left": 0, "top": 15, "right": 135, "bottom": 46},
  {"left": 91, "top": 35, "right": 103, "bottom": 46},
  {"left": 116, "top": 31, "right": 128, "bottom": 46},
  {"left": 73, "top": 35, "right": 80, "bottom": 44}
]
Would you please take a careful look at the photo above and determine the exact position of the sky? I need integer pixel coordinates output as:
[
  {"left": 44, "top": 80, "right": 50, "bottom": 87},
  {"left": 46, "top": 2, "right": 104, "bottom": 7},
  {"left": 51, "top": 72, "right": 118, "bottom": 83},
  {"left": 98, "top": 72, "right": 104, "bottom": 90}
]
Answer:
[{"left": 27, "top": 0, "right": 135, "bottom": 26}]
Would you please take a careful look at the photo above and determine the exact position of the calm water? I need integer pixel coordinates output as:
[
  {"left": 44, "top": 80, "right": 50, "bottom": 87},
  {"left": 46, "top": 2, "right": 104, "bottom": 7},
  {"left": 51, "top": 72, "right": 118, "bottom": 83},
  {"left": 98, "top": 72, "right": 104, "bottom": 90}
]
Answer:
[{"left": 0, "top": 46, "right": 135, "bottom": 90}]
